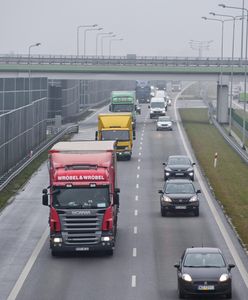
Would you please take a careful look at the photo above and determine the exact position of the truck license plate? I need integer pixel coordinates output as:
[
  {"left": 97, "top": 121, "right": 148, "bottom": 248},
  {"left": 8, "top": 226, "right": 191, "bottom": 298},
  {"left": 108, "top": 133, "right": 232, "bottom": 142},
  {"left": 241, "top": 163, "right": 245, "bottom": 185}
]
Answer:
[
  {"left": 76, "top": 247, "right": 89, "bottom": 251},
  {"left": 198, "top": 285, "right": 215, "bottom": 291}
]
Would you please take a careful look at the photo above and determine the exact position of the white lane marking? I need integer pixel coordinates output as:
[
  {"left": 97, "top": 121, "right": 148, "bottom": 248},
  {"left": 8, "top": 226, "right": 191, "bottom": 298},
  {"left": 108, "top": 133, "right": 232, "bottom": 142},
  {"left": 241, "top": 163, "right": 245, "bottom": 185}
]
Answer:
[
  {"left": 131, "top": 275, "right": 136, "bottom": 287},
  {"left": 174, "top": 90, "right": 248, "bottom": 289},
  {"left": 140, "top": 141, "right": 143, "bottom": 145},
  {"left": 137, "top": 174, "right": 140, "bottom": 179},
  {"left": 138, "top": 152, "right": 141, "bottom": 156},
  {"left": 7, "top": 228, "right": 49, "bottom": 300},
  {"left": 133, "top": 248, "right": 137, "bottom": 257},
  {"left": 136, "top": 183, "right": 139, "bottom": 189},
  {"left": 137, "top": 166, "right": 140, "bottom": 170},
  {"left": 138, "top": 158, "right": 141, "bottom": 163},
  {"left": 141, "top": 137, "right": 143, "bottom": 141},
  {"left": 135, "top": 195, "right": 139, "bottom": 201},
  {"left": 134, "top": 210, "right": 138, "bottom": 216},
  {"left": 139, "top": 146, "right": 142, "bottom": 150},
  {"left": 134, "top": 226, "right": 138, "bottom": 234}
]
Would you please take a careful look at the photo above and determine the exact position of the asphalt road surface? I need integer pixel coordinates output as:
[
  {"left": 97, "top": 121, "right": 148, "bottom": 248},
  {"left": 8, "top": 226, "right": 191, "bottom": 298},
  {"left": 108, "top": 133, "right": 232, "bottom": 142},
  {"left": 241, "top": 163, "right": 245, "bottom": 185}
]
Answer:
[{"left": 1, "top": 97, "right": 248, "bottom": 300}]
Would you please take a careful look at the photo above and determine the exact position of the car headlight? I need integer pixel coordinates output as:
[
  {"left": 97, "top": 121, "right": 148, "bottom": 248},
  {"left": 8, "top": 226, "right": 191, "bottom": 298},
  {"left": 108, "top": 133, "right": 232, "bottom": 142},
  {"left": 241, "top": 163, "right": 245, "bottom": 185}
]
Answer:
[
  {"left": 219, "top": 273, "right": 229, "bottom": 282},
  {"left": 162, "top": 195, "right": 172, "bottom": 203},
  {"left": 101, "top": 236, "right": 111, "bottom": 242},
  {"left": 189, "top": 195, "right": 198, "bottom": 202},
  {"left": 182, "top": 274, "right": 192, "bottom": 282},
  {"left": 165, "top": 168, "right": 172, "bottom": 172}
]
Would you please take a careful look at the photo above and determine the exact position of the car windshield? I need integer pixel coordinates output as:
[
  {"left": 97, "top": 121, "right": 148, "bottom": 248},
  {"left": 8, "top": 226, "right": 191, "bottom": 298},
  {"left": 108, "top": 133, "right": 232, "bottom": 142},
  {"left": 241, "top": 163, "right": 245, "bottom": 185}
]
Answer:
[
  {"left": 184, "top": 253, "right": 226, "bottom": 268},
  {"left": 168, "top": 157, "right": 190, "bottom": 165},
  {"left": 112, "top": 104, "right": 133, "bottom": 112},
  {"left": 158, "top": 116, "right": 171, "bottom": 122},
  {"left": 52, "top": 187, "right": 110, "bottom": 209},
  {"left": 151, "top": 102, "right": 164, "bottom": 108},
  {"left": 102, "top": 130, "right": 130, "bottom": 141},
  {"left": 165, "top": 183, "right": 195, "bottom": 194}
]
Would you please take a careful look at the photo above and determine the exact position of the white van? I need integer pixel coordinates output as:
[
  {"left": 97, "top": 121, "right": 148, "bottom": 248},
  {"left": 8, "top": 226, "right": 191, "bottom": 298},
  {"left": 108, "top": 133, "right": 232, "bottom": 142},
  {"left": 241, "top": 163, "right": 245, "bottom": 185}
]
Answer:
[{"left": 149, "top": 97, "right": 166, "bottom": 119}]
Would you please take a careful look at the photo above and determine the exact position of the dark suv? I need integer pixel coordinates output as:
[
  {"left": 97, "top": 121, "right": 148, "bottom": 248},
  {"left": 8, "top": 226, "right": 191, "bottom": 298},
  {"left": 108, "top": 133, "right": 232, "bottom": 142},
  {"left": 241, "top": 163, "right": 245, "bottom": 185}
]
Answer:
[
  {"left": 163, "top": 155, "right": 195, "bottom": 181},
  {"left": 158, "top": 179, "right": 200, "bottom": 216}
]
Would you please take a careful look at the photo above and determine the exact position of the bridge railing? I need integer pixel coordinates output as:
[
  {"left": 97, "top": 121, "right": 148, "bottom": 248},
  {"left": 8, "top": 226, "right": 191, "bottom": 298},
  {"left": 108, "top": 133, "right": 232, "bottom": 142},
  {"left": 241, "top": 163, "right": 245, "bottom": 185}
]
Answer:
[{"left": 0, "top": 54, "right": 245, "bottom": 67}]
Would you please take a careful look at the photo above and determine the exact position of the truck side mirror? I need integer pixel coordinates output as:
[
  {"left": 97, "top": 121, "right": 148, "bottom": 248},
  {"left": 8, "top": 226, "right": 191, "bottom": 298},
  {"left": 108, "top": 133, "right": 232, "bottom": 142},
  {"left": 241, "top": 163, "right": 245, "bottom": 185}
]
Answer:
[
  {"left": 109, "top": 105, "right": 111, "bottom": 112},
  {"left": 113, "top": 193, "right": 119, "bottom": 206},
  {"left": 42, "top": 189, "right": 49, "bottom": 206},
  {"left": 114, "top": 188, "right": 120, "bottom": 193},
  {"left": 133, "top": 131, "right": 136, "bottom": 140},
  {"left": 95, "top": 131, "right": 98, "bottom": 140}
]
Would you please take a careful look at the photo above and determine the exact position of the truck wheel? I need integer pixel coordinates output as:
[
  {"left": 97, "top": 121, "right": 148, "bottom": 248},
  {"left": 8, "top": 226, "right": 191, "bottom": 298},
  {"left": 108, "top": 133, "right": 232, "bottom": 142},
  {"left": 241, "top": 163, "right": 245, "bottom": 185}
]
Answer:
[
  {"left": 106, "top": 249, "right": 114, "bottom": 256},
  {"left": 51, "top": 250, "right": 59, "bottom": 257}
]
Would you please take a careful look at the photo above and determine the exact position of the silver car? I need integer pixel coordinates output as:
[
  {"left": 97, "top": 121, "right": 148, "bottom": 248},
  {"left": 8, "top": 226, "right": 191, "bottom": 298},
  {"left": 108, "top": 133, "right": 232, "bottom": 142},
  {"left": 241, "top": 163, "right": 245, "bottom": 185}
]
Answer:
[{"left": 156, "top": 116, "right": 173, "bottom": 131}]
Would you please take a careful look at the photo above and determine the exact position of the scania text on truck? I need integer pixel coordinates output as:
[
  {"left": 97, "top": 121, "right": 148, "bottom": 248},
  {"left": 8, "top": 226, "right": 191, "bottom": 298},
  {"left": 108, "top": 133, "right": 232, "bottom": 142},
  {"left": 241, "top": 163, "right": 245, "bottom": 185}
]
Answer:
[
  {"left": 109, "top": 91, "right": 140, "bottom": 129},
  {"left": 42, "top": 140, "right": 120, "bottom": 256},
  {"left": 96, "top": 113, "right": 134, "bottom": 160}
]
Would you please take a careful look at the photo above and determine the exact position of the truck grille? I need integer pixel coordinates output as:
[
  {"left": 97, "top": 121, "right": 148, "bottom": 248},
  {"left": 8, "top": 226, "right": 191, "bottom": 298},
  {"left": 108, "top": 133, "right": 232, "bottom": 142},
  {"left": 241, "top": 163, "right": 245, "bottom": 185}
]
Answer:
[{"left": 59, "top": 210, "right": 104, "bottom": 245}]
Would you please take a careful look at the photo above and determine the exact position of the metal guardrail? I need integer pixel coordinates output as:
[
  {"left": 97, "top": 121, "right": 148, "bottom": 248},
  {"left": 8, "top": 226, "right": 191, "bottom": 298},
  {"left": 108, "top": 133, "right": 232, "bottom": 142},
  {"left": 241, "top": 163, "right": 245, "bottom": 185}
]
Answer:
[
  {"left": 0, "top": 54, "right": 246, "bottom": 67},
  {"left": 0, "top": 124, "right": 78, "bottom": 192}
]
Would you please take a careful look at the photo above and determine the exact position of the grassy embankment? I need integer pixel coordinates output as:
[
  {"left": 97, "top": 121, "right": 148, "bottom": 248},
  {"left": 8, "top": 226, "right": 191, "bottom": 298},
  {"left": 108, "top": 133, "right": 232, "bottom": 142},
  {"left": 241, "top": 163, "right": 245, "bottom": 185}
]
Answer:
[{"left": 179, "top": 108, "right": 248, "bottom": 249}]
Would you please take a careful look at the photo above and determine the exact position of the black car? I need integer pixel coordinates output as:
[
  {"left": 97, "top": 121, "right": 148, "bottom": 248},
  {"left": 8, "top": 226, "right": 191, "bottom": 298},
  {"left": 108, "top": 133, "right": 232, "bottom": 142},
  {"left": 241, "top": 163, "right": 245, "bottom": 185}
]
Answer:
[
  {"left": 174, "top": 247, "right": 235, "bottom": 299},
  {"left": 158, "top": 179, "right": 200, "bottom": 216},
  {"left": 163, "top": 155, "right": 195, "bottom": 181}
]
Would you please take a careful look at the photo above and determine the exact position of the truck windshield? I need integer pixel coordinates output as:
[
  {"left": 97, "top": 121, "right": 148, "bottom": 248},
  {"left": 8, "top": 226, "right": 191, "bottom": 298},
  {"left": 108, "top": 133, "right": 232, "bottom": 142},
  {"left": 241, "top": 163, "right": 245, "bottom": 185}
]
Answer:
[
  {"left": 151, "top": 102, "right": 164, "bottom": 108},
  {"left": 102, "top": 130, "right": 130, "bottom": 141},
  {"left": 112, "top": 104, "right": 133, "bottom": 112},
  {"left": 52, "top": 187, "right": 110, "bottom": 209}
]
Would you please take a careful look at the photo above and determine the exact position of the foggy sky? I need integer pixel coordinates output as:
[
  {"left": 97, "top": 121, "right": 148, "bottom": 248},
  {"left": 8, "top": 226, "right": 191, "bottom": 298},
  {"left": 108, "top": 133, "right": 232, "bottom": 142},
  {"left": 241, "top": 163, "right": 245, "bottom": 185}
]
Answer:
[{"left": 0, "top": 0, "right": 247, "bottom": 57}]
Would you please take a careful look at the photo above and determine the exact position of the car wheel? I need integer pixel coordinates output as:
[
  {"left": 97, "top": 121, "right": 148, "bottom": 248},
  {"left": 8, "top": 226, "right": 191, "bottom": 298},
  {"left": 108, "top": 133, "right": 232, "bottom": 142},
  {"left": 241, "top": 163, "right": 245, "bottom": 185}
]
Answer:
[
  {"left": 156, "top": 128, "right": 159, "bottom": 131},
  {"left": 178, "top": 287, "right": 186, "bottom": 299},
  {"left": 194, "top": 207, "right": 199, "bottom": 217},
  {"left": 226, "top": 291, "right": 232, "bottom": 299},
  {"left": 161, "top": 206, "right": 167, "bottom": 217}
]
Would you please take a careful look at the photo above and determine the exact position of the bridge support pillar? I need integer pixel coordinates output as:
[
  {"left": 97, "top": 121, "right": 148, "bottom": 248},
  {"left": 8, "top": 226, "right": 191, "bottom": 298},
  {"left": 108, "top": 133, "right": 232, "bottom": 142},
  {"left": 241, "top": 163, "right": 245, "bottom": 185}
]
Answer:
[{"left": 216, "top": 83, "right": 229, "bottom": 124}]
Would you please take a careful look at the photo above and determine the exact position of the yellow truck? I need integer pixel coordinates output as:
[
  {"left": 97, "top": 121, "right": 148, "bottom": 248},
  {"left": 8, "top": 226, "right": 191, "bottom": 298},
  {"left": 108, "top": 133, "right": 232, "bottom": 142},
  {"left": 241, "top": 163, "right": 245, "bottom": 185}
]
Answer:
[{"left": 96, "top": 113, "right": 135, "bottom": 160}]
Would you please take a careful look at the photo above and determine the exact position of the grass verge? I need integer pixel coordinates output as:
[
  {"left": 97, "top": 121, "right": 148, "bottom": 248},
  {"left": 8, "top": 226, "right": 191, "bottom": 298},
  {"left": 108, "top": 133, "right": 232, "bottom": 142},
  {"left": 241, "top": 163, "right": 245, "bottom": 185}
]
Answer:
[{"left": 179, "top": 108, "right": 248, "bottom": 249}]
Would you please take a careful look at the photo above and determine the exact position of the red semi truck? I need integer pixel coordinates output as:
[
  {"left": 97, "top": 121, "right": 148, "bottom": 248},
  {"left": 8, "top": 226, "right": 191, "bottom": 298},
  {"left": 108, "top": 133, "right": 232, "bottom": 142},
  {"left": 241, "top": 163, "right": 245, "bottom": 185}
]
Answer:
[{"left": 42, "top": 140, "right": 120, "bottom": 256}]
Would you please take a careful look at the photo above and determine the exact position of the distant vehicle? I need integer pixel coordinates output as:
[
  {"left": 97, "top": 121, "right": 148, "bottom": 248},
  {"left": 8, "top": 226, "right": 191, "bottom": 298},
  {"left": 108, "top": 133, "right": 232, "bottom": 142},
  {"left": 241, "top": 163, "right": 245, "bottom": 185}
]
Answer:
[
  {"left": 163, "top": 155, "right": 195, "bottom": 181},
  {"left": 149, "top": 97, "right": 167, "bottom": 119},
  {"left": 156, "top": 116, "right": 173, "bottom": 131},
  {"left": 158, "top": 179, "right": 200, "bottom": 216},
  {"left": 166, "top": 95, "right": 172, "bottom": 106},
  {"left": 171, "top": 80, "right": 182, "bottom": 92},
  {"left": 135, "top": 80, "right": 151, "bottom": 103},
  {"left": 155, "top": 90, "right": 169, "bottom": 108},
  {"left": 174, "top": 247, "right": 235, "bottom": 298}
]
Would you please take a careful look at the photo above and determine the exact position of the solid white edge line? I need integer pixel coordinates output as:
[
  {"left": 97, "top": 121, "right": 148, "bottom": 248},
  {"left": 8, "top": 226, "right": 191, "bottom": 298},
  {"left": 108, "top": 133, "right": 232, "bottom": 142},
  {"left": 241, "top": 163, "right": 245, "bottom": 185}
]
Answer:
[
  {"left": 7, "top": 227, "right": 49, "bottom": 300},
  {"left": 131, "top": 275, "right": 136, "bottom": 287},
  {"left": 174, "top": 89, "right": 248, "bottom": 289}
]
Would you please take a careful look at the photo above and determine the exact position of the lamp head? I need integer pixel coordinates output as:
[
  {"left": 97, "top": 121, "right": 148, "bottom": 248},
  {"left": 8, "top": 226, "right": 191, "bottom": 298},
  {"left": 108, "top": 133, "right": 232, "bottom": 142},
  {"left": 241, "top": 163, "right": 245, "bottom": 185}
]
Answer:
[
  {"left": 218, "top": 4, "right": 226, "bottom": 8},
  {"left": 202, "top": 16, "right": 207, "bottom": 20},
  {"left": 93, "top": 24, "right": 98, "bottom": 27},
  {"left": 209, "top": 12, "right": 216, "bottom": 16},
  {"left": 36, "top": 43, "right": 41, "bottom": 46}
]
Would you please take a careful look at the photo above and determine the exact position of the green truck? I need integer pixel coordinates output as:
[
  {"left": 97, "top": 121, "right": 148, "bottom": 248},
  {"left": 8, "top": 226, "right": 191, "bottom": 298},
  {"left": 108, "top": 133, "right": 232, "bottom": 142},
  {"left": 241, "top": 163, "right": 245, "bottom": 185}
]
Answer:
[{"left": 109, "top": 91, "right": 140, "bottom": 129}]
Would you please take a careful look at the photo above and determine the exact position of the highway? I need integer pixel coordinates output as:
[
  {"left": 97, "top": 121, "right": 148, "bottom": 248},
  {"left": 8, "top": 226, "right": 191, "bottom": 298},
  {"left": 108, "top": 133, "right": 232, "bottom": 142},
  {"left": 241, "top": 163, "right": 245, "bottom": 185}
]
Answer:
[{"left": 0, "top": 96, "right": 248, "bottom": 300}]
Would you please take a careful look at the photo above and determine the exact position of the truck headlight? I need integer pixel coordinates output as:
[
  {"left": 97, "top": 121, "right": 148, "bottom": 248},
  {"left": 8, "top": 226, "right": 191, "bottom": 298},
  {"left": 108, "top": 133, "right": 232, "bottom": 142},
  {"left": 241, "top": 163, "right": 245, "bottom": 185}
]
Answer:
[
  {"left": 53, "top": 237, "right": 62, "bottom": 243},
  {"left": 101, "top": 237, "right": 111, "bottom": 242}
]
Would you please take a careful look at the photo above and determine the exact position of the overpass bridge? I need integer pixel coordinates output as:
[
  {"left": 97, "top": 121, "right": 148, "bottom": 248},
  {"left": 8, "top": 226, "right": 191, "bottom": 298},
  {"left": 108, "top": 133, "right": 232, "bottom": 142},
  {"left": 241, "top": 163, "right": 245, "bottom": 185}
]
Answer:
[{"left": 0, "top": 54, "right": 247, "bottom": 82}]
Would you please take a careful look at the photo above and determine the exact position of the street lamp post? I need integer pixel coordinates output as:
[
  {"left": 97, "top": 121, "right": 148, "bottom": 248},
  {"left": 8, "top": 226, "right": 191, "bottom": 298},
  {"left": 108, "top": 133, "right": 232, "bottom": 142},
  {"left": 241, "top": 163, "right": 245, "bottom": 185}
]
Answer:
[
  {"left": 96, "top": 32, "right": 113, "bottom": 56},
  {"left": 76, "top": 24, "right": 97, "bottom": 56},
  {"left": 101, "top": 34, "right": 116, "bottom": 56},
  {"left": 84, "top": 27, "right": 103, "bottom": 57},
  {"left": 210, "top": 12, "right": 243, "bottom": 136},
  {"left": 28, "top": 42, "right": 41, "bottom": 104},
  {"left": 219, "top": 3, "right": 248, "bottom": 148},
  {"left": 109, "top": 38, "right": 123, "bottom": 56}
]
